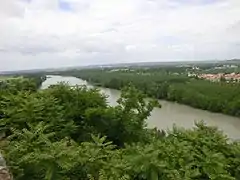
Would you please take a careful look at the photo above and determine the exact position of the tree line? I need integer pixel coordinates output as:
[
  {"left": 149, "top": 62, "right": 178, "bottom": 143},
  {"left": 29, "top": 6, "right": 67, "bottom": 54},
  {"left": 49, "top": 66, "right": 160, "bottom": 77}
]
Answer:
[
  {"left": 0, "top": 75, "right": 45, "bottom": 93},
  {"left": 60, "top": 69, "right": 240, "bottom": 117},
  {"left": 0, "top": 76, "right": 239, "bottom": 179}
]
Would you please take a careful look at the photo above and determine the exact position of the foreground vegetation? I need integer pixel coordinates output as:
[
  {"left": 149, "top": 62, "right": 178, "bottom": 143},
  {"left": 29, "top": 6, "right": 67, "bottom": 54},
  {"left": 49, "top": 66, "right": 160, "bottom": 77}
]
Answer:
[
  {"left": 0, "top": 77, "right": 240, "bottom": 179},
  {"left": 59, "top": 69, "right": 240, "bottom": 117}
]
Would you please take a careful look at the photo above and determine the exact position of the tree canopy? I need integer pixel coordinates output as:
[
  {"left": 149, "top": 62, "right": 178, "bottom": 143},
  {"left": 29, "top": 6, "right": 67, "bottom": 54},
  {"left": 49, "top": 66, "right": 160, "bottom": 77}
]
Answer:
[
  {"left": 0, "top": 77, "right": 240, "bottom": 180},
  {"left": 61, "top": 69, "right": 240, "bottom": 117}
]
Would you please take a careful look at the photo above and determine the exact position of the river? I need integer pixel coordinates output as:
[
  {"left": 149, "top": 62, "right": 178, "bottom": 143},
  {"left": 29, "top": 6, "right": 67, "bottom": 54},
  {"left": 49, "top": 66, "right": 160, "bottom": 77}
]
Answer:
[{"left": 41, "top": 75, "right": 240, "bottom": 140}]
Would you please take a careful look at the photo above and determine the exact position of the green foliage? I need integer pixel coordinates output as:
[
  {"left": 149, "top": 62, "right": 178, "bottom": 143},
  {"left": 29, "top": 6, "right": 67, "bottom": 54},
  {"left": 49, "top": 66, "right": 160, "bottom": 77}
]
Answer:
[
  {"left": 0, "top": 77, "right": 240, "bottom": 180},
  {"left": 4, "top": 122, "right": 80, "bottom": 180},
  {"left": 64, "top": 69, "right": 240, "bottom": 117}
]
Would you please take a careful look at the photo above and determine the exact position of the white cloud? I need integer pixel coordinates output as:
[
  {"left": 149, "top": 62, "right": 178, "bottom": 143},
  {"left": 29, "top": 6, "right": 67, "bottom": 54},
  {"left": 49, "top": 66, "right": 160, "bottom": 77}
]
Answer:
[{"left": 0, "top": 0, "right": 240, "bottom": 71}]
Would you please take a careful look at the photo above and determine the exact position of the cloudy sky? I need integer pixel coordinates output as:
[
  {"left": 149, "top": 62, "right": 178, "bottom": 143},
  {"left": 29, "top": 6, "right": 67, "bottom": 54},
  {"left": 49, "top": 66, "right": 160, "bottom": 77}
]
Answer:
[{"left": 0, "top": 0, "right": 240, "bottom": 71}]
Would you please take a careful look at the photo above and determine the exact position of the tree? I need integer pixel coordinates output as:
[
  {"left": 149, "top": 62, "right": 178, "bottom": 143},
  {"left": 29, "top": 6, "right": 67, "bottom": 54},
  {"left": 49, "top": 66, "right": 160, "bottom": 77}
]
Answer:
[{"left": 1, "top": 77, "right": 240, "bottom": 180}]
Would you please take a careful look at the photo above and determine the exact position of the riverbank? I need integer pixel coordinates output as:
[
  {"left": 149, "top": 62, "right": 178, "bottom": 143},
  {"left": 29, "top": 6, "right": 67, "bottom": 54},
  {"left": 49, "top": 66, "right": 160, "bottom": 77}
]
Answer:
[
  {"left": 81, "top": 78, "right": 240, "bottom": 118},
  {"left": 41, "top": 75, "right": 240, "bottom": 140},
  {"left": 67, "top": 69, "right": 240, "bottom": 118}
]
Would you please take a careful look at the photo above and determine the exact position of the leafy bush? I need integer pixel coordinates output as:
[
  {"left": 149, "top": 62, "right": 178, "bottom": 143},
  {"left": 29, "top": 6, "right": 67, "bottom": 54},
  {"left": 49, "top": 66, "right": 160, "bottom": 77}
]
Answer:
[{"left": 0, "top": 78, "right": 239, "bottom": 180}]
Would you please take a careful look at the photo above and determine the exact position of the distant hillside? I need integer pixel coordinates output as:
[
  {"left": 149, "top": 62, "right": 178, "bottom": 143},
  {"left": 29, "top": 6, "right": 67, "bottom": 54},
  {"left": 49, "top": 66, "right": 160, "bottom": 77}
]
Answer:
[
  {"left": 222, "top": 59, "right": 240, "bottom": 64},
  {"left": 1, "top": 59, "right": 239, "bottom": 75}
]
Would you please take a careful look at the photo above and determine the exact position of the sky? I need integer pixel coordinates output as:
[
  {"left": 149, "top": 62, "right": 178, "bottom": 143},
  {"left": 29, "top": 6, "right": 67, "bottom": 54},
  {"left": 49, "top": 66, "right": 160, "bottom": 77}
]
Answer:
[{"left": 0, "top": 0, "right": 240, "bottom": 71}]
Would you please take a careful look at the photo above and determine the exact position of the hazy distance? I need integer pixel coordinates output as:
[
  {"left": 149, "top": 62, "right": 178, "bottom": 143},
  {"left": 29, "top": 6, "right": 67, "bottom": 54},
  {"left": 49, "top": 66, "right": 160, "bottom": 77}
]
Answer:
[{"left": 0, "top": 0, "right": 240, "bottom": 71}]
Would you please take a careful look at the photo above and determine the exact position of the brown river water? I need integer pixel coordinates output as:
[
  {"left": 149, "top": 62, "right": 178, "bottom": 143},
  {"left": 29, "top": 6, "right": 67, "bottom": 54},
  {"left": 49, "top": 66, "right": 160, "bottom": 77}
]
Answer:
[{"left": 41, "top": 75, "right": 240, "bottom": 140}]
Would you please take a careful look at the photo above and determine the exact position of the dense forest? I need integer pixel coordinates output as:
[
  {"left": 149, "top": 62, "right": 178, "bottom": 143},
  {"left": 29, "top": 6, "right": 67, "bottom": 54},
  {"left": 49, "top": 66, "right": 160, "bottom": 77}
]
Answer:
[
  {"left": 58, "top": 69, "right": 240, "bottom": 117},
  {"left": 0, "top": 75, "right": 45, "bottom": 92},
  {"left": 0, "top": 76, "right": 240, "bottom": 179}
]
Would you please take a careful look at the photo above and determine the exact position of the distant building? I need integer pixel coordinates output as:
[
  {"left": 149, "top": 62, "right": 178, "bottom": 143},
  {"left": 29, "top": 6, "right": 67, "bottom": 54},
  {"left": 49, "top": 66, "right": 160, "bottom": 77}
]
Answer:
[
  {"left": 198, "top": 73, "right": 240, "bottom": 82},
  {"left": 192, "top": 66, "right": 199, "bottom": 70},
  {"left": 187, "top": 73, "right": 197, "bottom": 77},
  {"left": 109, "top": 68, "right": 135, "bottom": 72},
  {"left": 214, "top": 65, "right": 238, "bottom": 69}
]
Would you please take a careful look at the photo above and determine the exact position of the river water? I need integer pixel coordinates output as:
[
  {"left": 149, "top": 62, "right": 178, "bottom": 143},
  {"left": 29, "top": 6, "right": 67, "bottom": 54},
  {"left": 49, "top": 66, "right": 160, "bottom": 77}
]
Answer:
[{"left": 41, "top": 75, "right": 240, "bottom": 140}]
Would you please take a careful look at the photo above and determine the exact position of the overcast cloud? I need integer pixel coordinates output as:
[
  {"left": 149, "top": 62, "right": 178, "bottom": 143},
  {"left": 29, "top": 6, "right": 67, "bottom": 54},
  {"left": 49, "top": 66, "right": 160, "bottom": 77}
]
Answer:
[{"left": 0, "top": 0, "right": 240, "bottom": 71}]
